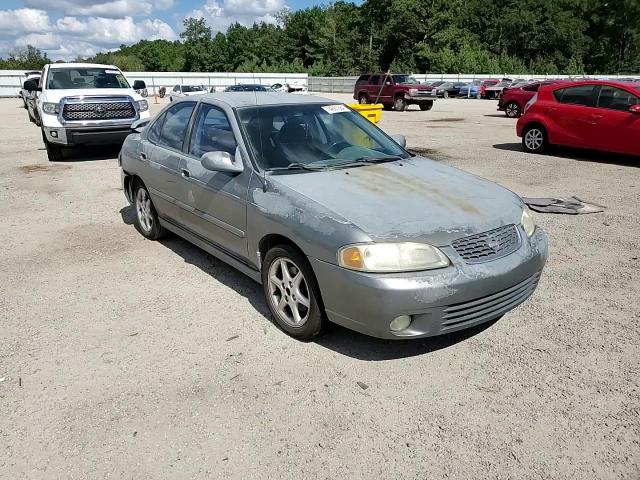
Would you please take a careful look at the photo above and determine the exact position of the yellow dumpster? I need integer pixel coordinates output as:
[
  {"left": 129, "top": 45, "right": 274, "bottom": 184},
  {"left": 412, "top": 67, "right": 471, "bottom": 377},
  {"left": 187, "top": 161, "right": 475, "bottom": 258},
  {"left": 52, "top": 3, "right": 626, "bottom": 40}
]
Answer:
[{"left": 348, "top": 103, "right": 383, "bottom": 125}]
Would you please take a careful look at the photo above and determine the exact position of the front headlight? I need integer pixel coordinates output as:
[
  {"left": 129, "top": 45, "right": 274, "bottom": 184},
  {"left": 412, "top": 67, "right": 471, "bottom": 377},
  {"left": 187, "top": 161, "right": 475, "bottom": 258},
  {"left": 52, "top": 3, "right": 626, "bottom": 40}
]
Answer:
[
  {"left": 42, "top": 102, "right": 59, "bottom": 114},
  {"left": 136, "top": 100, "right": 149, "bottom": 112},
  {"left": 409, "top": 88, "right": 418, "bottom": 95},
  {"left": 338, "top": 242, "right": 450, "bottom": 272},
  {"left": 521, "top": 208, "right": 536, "bottom": 237}
]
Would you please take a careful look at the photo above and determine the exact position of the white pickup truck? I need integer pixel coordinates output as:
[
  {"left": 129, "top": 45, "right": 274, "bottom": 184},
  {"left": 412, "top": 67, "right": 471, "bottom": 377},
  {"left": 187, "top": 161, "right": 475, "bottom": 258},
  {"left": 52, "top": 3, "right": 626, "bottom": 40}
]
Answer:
[{"left": 23, "top": 63, "right": 150, "bottom": 161}]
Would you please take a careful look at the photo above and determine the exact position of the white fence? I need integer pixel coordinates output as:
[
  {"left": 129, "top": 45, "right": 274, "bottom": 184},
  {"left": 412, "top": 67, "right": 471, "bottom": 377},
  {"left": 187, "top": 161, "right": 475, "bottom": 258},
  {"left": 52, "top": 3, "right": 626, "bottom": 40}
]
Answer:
[
  {"left": 0, "top": 70, "right": 308, "bottom": 97},
  {"left": 308, "top": 73, "right": 639, "bottom": 93}
]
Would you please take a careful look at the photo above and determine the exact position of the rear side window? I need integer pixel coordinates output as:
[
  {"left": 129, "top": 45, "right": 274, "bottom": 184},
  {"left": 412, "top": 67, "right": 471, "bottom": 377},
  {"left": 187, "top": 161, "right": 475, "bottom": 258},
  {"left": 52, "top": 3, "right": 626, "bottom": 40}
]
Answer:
[
  {"left": 553, "top": 85, "right": 598, "bottom": 107},
  {"left": 597, "top": 86, "right": 639, "bottom": 111},
  {"left": 522, "top": 83, "right": 539, "bottom": 92},
  {"left": 356, "top": 75, "right": 369, "bottom": 84},
  {"left": 157, "top": 102, "right": 196, "bottom": 151},
  {"left": 369, "top": 75, "right": 380, "bottom": 85}
]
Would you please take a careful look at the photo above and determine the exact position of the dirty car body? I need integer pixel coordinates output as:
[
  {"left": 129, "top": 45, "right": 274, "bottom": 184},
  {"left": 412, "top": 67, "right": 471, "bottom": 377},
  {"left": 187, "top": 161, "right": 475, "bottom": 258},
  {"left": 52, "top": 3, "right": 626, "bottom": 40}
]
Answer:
[{"left": 120, "top": 93, "right": 548, "bottom": 340}]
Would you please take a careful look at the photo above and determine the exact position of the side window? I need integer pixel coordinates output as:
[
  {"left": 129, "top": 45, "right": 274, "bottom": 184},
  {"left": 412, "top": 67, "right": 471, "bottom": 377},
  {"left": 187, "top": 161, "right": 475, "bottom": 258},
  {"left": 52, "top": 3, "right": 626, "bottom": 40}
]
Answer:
[
  {"left": 157, "top": 102, "right": 196, "bottom": 151},
  {"left": 369, "top": 75, "right": 380, "bottom": 85},
  {"left": 356, "top": 75, "right": 369, "bottom": 85},
  {"left": 147, "top": 112, "right": 166, "bottom": 144},
  {"left": 553, "top": 85, "right": 597, "bottom": 107},
  {"left": 189, "top": 104, "right": 237, "bottom": 157},
  {"left": 597, "top": 86, "right": 639, "bottom": 111},
  {"left": 522, "top": 84, "right": 539, "bottom": 92},
  {"left": 173, "top": 85, "right": 179, "bottom": 92}
]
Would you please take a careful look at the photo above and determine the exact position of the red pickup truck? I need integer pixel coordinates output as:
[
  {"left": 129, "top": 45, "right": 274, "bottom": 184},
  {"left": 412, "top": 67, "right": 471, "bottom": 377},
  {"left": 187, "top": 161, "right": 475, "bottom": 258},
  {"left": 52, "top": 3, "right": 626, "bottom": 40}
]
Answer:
[{"left": 354, "top": 73, "right": 435, "bottom": 111}]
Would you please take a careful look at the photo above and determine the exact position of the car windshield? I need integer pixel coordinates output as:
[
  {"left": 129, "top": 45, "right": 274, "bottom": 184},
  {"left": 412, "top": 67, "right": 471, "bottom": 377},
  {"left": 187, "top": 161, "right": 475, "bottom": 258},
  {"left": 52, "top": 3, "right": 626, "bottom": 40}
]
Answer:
[
  {"left": 238, "top": 103, "right": 409, "bottom": 172},
  {"left": 182, "top": 85, "right": 204, "bottom": 93},
  {"left": 431, "top": 81, "right": 445, "bottom": 87},
  {"left": 46, "top": 68, "right": 130, "bottom": 89},
  {"left": 392, "top": 75, "right": 419, "bottom": 84},
  {"left": 496, "top": 81, "right": 511, "bottom": 87}
]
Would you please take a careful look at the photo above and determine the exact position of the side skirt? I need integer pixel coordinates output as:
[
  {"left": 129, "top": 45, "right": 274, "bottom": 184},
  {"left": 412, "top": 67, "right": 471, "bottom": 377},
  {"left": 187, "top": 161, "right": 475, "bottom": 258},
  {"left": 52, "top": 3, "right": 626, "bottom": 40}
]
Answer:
[{"left": 159, "top": 217, "right": 262, "bottom": 284}]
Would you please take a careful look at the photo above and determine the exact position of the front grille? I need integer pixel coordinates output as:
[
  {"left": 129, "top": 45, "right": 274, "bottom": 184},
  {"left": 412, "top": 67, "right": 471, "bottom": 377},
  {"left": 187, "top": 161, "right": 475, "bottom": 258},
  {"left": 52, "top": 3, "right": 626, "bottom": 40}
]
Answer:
[
  {"left": 452, "top": 224, "right": 520, "bottom": 264},
  {"left": 442, "top": 272, "right": 541, "bottom": 328},
  {"left": 62, "top": 101, "right": 135, "bottom": 121}
]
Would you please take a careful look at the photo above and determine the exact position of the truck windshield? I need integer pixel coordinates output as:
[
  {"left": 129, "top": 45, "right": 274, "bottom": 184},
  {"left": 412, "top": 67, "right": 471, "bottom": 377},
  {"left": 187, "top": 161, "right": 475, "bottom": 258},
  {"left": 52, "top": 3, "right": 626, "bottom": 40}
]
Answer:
[
  {"left": 182, "top": 85, "right": 205, "bottom": 93},
  {"left": 46, "top": 68, "right": 130, "bottom": 90},
  {"left": 392, "top": 75, "right": 419, "bottom": 84},
  {"left": 238, "top": 103, "right": 409, "bottom": 171}
]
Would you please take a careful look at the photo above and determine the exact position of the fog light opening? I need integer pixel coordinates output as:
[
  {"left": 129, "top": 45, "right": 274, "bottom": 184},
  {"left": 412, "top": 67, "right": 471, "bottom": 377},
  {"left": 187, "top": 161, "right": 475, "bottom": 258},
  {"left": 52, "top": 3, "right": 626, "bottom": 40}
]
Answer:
[
  {"left": 390, "top": 315, "right": 412, "bottom": 332},
  {"left": 50, "top": 130, "right": 58, "bottom": 138}
]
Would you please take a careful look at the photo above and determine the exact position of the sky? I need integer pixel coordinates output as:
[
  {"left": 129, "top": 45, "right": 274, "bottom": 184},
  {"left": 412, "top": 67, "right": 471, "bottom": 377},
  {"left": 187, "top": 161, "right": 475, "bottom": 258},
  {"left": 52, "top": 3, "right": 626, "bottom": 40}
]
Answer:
[{"left": 0, "top": 0, "right": 319, "bottom": 60}]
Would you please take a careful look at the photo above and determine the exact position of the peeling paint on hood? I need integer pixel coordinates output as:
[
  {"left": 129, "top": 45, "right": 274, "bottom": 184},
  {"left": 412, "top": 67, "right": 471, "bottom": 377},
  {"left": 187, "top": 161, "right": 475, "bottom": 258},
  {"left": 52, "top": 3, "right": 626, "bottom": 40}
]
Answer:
[{"left": 268, "top": 157, "right": 525, "bottom": 246}]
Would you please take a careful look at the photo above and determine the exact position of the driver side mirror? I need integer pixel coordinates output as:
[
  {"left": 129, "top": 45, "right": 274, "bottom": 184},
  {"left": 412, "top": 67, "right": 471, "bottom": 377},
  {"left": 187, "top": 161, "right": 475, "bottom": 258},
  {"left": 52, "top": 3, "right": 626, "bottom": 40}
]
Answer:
[
  {"left": 23, "top": 79, "right": 40, "bottom": 92},
  {"left": 201, "top": 149, "right": 244, "bottom": 174},
  {"left": 629, "top": 104, "right": 640, "bottom": 114},
  {"left": 133, "top": 80, "right": 146, "bottom": 90},
  {"left": 390, "top": 134, "right": 406, "bottom": 148}
]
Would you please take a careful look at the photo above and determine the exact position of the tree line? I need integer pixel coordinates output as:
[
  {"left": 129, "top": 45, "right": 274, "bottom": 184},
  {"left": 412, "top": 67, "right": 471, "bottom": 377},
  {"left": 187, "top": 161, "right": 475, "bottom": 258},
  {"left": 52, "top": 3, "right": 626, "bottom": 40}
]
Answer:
[{"left": 2, "top": 0, "right": 639, "bottom": 75}]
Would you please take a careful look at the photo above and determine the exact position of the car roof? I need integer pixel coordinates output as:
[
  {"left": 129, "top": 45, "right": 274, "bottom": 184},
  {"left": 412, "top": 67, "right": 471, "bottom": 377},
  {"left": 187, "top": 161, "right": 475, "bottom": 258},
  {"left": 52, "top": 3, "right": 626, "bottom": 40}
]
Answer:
[
  {"left": 49, "top": 63, "right": 119, "bottom": 70},
  {"left": 200, "top": 92, "right": 339, "bottom": 108}
]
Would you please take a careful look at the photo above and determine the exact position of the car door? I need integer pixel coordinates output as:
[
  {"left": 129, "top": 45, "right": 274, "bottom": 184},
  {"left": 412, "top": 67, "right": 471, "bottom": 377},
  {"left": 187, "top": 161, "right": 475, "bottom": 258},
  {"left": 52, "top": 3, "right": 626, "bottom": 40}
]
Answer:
[
  {"left": 175, "top": 102, "right": 249, "bottom": 259},
  {"left": 547, "top": 84, "right": 600, "bottom": 149},
  {"left": 143, "top": 101, "right": 197, "bottom": 221},
  {"left": 592, "top": 85, "right": 640, "bottom": 155},
  {"left": 366, "top": 75, "right": 381, "bottom": 102}
]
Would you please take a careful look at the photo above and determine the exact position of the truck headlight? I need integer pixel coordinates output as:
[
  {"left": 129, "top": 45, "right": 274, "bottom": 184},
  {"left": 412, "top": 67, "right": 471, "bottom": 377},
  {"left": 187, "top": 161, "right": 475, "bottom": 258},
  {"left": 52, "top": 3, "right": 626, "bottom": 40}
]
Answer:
[
  {"left": 338, "top": 242, "right": 450, "bottom": 272},
  {"left": 42, "top": 102, "right": 59, "bottom": 114},
  {"left": 409, "top": 88, "right": 418, "bottom": 95},
  {"left": 136, "top": 100, "right": 149, "bottom": 112},
  {"left": 521, "top": 208, "right": 536, "bottom": 237}
]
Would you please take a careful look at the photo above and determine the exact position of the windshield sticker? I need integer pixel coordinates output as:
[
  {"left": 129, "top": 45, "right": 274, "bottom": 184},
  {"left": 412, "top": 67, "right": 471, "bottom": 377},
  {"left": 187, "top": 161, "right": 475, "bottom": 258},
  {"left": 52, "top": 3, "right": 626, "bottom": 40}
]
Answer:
[
  {"left": 105, "top": 69, "right": 120, "bottom": 75},
  {"left": 322, "top": 104, "right": 350, "bottom": 114}
]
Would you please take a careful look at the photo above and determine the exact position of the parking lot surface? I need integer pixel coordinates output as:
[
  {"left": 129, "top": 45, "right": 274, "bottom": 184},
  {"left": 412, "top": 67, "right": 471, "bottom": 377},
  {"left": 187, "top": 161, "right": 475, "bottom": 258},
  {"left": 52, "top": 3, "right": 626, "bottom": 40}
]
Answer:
[{"left": 1, "top": 94, "right": 638, "bottom": 479}]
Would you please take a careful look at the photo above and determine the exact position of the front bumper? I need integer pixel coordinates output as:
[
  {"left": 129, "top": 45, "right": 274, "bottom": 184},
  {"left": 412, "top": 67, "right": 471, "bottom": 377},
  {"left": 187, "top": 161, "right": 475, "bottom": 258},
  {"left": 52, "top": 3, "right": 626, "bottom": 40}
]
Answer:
[
  {"left": 310, "top": 227, "right": 548, "bottom": 339},
  {"left": 43, "top": 125, "right": 135, "bottom": 146},
  {"left": 405, "top": 94, "right": 435, "bottom": 103}
]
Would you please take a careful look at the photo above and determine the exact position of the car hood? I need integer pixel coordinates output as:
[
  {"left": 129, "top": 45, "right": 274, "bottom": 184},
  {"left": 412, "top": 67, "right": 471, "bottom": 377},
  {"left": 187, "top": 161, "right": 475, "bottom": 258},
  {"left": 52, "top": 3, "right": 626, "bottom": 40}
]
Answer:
[
  {"left": 269, "top": 157, "right": 525, "bottom": 247},
  {"left": 182, "top": 91, "right": 208, "bottom": 96},
  {"left": 42, "top": 88, "right": 143, "bottom": 102},
  {"left": 400, "top": 83, "right": 432, "bottom": 90}
]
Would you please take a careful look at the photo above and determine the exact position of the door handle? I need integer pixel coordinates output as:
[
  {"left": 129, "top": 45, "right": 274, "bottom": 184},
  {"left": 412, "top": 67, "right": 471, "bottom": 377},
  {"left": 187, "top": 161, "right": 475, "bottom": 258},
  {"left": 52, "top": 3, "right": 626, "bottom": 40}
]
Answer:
[
  {"left": 587, "top": 114, "right": 603, "bottom": 125},
  {"left": 181, "top": 169, "right": 190, "bottom": 178},
  {"left": 545, "top": 107, "right": 557, "bottom": 113},
  {"left": 139, "top": 152, "right": 147, "bottom": 161}
]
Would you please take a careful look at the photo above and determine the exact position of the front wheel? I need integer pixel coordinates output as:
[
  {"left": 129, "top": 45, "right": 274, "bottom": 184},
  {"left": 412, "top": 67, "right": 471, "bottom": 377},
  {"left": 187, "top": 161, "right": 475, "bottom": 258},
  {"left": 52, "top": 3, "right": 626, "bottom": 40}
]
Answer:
[
  {"left": 393, "top": 96, "right": 407, "bottom": 112},
  {"left": 505, "top": 102, "right": 520, "bottom": 118},
  {"left": 134, "top": 182, "right": 166, "bottom": 240},
  {"left": 419, "top": 101, "right": 434, "bottom": 111},
  {"left": 522, "top": 125, "right": 548, "bottom": 154},
  {"left": 262, "top": 245, "right": 325, "bottom": 341},
  {"left": 41, "top": 130, "right": 63, "bottom": 162},
  {"left": 443, "top": 90, "right": 449, "bottom": 99}
]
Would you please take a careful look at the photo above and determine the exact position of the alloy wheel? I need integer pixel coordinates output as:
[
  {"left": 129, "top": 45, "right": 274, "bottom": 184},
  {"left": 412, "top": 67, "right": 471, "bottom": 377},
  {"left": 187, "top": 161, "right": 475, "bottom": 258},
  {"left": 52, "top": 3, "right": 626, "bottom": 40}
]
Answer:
[
  {"left": 268, "top": 257, "right": 311, "bottom": 327},
  {"left": 136, "top": 187, "right": 154, "bottom": 233},
  {"left": 506, "top": 102, "right": 520, "bottom": 118},
  {"left": 524, "top": 128, "right": 544, "bottom": 151}
]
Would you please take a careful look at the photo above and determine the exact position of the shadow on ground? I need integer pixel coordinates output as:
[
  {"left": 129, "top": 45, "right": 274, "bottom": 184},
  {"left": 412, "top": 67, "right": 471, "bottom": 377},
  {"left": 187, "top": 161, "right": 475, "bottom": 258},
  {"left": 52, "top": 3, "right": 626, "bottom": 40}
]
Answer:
[
  {"left": 120, "top": 204, "right": 496, "bottom": 360},
  {"left": 493, "top": 143, "right": 640, "bottom": 167},
  {"left": 47, "top": 144, "right": 122, "bottom": 162}
]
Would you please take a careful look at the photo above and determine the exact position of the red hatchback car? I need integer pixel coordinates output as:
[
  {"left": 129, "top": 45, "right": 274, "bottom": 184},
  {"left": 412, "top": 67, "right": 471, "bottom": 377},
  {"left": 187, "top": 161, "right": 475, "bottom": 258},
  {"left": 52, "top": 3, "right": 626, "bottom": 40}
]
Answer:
[
  {"left": 516, "top": 81, "right": 640, "bottom": 156},
  {"left": 499, "top": 80, "right": 567, "bottom": 118}
]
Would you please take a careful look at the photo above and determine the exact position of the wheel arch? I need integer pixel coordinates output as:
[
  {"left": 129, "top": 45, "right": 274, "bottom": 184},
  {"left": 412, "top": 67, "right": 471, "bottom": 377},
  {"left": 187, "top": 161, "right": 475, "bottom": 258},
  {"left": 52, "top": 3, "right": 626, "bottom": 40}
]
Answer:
[{"left": 258, "top": 233, "right": 308, "bottom": 269}]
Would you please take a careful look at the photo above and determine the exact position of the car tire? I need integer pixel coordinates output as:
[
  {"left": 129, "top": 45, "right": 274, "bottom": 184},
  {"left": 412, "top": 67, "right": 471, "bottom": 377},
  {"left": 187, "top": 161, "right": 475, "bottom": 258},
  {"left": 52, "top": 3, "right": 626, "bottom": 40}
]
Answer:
[
  {"left": 419, "top": 101, "right": 433, "bottom": 111},
  {"left": 443, "top": 91, "right": 449, "bottom": 99},
  {"left": 393, "top": 96, "right": 407, "bottom": 112},
  {"left": 41, "top": 130, "right": 63, "bottom": 162},
  {"left": 133, "top": 182, "right": 166, "bottom": 240},
  {"left": 358, "top": 94, "right": 368, "bottom": 104},
  {"left": 262, "top": 244, "right": 325, "bottom": 341},
  {"left": 383, "top": 104, "right": 393, "bottom": 110},
  {"left": 505, "top": 102, "right": 521, "bottom": 118},
  {"left": 476, "top": 92, "right": 482, "bottom": 99},
  {"left": 522, "top": 125, "right": 548, "bottom": 154}
]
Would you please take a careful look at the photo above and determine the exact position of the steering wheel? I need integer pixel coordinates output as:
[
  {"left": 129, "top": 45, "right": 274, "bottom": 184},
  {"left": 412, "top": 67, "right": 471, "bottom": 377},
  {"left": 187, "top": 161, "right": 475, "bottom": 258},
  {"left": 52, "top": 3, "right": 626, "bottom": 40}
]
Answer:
[{"left": 327, "top": 141, "right": 351, "bottom": 155}]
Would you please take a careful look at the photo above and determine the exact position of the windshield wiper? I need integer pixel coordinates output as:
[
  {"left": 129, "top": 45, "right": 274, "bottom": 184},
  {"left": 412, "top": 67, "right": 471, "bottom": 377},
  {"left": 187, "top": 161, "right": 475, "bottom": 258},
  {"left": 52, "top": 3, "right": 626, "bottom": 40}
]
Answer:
[
  {"left": 268, "top": 163, "right": 326, "bottom": 172},
  {"left": 352, "top": 155, "right": 403, "bottom": 164}
]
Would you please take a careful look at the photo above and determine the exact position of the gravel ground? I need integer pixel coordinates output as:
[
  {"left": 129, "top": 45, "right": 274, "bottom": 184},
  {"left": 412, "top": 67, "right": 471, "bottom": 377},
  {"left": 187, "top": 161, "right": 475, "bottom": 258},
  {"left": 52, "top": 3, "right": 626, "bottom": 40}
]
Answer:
[{"left": 1, "top": 94, "right": 638, "bottom": 479}]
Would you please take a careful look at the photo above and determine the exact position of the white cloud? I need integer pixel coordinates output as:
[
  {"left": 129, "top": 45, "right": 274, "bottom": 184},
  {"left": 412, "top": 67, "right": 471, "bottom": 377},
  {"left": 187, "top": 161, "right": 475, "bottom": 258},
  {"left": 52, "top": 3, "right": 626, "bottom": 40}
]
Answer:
[
  {"left": 185, "top": 0, "right": 284, "bottom": 34},
  {"left": 23, "top": 0, "right": 149, "bottom": 19},
  {"left": 0, "top": 8, "right": 177, "bottom": 60}
]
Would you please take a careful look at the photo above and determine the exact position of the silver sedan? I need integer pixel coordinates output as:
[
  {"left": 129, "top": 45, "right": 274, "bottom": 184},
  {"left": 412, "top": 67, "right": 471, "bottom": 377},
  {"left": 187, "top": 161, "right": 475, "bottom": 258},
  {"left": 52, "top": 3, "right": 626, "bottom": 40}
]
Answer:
[{"left": 119, "top": 93, "right": 548, "bottom": 341}]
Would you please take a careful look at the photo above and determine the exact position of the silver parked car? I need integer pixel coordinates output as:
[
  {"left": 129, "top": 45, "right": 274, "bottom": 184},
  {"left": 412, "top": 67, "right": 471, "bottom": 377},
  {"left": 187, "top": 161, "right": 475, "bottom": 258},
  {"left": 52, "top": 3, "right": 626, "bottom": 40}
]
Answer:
[{"left": 119, "top": 93, "right": 548, "bottom": 341}]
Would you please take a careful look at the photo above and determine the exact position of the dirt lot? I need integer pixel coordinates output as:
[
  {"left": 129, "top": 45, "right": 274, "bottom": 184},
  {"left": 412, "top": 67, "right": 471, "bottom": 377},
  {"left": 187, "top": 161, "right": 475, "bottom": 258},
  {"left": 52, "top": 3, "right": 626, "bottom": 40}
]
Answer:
[{"left": 1, "top": 94, "right": 638, "bottom": 479}]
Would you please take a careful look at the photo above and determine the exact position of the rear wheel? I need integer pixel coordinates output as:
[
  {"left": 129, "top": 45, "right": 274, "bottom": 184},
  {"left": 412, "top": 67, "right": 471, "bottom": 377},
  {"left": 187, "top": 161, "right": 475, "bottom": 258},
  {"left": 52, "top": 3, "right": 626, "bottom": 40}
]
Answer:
[
  {"left": 133, "top": 182, "right": 166, "bottom": 240},
  {"left": 522, "top": 125, "right": 548, "bottom": 154},
  {"left": 41, "top": 130, "right": 63, "bottom": 162},
  {"left": 358, "top": 94, "right": 368, "bottom": 104},
  {"left": 443, "top": 90, "right": 449, "bottom": 99},
  {"left": 505, "top": 102, "right": 521, "bottom": 118},
  {"left": 393, "top": 96, "right": 407, "bottom": 112},
  {"left": 262, "top": 245, "right": 325, "bottom": 341}
]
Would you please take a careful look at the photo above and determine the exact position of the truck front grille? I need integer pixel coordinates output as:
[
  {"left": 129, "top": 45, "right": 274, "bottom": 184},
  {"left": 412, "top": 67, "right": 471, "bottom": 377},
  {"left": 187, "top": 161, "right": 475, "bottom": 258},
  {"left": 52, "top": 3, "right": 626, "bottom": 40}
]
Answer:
[{"left": 62, "top": 101, "right": 135, "bottom": 121}]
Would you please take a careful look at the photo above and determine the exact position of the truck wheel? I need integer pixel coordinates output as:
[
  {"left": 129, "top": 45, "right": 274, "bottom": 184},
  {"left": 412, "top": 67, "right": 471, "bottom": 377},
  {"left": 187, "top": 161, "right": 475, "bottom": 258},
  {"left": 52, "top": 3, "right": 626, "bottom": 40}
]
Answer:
[
  {"left": 41, "top": 130, "right": 63, "bottom": 162},
  {"left": 358, "top": 94, "right": 368, "bottom": 104},
  {"left": 393, "top": 96, "right": 407, "bottom": 112},
  {"left": 419, "top": 101, "right": 434, "bottom": 111}
]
